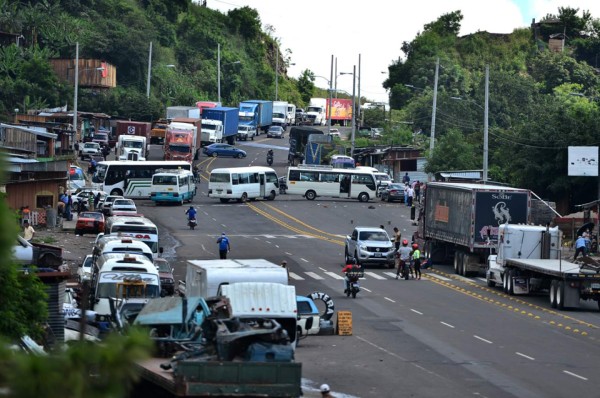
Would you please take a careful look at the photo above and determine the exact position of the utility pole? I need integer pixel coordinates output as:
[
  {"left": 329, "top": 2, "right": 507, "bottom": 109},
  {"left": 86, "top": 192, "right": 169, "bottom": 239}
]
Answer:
[
  {"left": 146, "top": 41, "right": 152, "bottom": 98},
  {"left": 357, "top": 54, "right": 361, "bottom": 128},
  {"left": 328, "top": 54, "right": 333, "bottom": 132},
  {"left": 73, "top": 42, "right": 79, "bottom": 140},
  {"left": 217, "top": 43, "right": 221, "bottom": 104},
  {"left": 430, "top": 57, "right": 439, "bottom": 154},
  {"left": 350, "top": 65, "right": 356, "bottom": 157},
  {"left": 275, "top": 43, "right": 279, "bottom": 101},
  {"left": 483, "top": 65, "right": 489, "bottom": 183}
]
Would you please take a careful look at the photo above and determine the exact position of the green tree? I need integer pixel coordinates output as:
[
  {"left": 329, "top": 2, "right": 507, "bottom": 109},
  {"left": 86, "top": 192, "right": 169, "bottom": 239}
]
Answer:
[
  {"left": 423, "top": 128, "right": 479, "bottom": 174},
  {"left": 296, "top": 69, "right": 315, "bottom": 105}
]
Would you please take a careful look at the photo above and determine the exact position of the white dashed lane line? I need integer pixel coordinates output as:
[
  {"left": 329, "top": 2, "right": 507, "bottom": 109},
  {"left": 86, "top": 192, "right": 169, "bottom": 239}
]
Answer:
[
  {"left": 516, "top": 352, "right": 535, "bottom": 361},
  {"left": 304, "top": 272, "right": 324, "bottom": 280},
  {"left": 440, "top": 321, "right": 455, "bottom": 328},
  {"left": 563, "top": 370, "right": 588, "bottom": 381},
  {"left": 474, "top": 335, "right": 493, "bottom": 344},
  {"left": 288, "top": 272, "right": 304, "bottom": 280}
]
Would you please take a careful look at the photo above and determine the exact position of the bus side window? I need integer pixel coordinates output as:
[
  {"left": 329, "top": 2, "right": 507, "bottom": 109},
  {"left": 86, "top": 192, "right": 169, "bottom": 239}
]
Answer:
[
  {"left": 232, "top": 174, "right": 239, "bottom": 185},
  {"left": 288, "top": 170, "right": 300, "bottom": 182}
]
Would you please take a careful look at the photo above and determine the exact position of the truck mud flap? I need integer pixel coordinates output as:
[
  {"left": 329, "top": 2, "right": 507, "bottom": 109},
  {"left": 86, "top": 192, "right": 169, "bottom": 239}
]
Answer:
[{"left": 309, "top": 292, "right": 335, "bottom": 321}]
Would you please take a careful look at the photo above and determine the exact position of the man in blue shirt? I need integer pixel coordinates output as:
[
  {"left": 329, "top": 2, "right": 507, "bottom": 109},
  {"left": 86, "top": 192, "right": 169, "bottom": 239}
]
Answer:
[
  {"left": 574, "top": 235, "right": 587, "bottom": 260},
  {"left": 217, "top": 233, "right": 231, "bottom": 259}
]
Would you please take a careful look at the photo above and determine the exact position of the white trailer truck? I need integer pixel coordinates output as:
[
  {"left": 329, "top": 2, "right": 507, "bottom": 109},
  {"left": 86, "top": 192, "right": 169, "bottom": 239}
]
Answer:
[
  {"left": 272, "top": 101, "right": 289, "bottom": 128},
  {"left": 487, "top": 224, "right": 600, "bottom": 310}
]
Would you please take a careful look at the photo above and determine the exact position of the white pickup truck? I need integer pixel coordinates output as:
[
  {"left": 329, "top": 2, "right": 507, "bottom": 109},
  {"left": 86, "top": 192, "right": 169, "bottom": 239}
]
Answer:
[{"left": 345, "top": 227, "right": 395, "bottom": 268}]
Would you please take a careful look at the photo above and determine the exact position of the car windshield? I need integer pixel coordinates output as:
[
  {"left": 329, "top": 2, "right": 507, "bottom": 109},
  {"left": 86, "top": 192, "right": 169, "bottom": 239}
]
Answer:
[
  {"left": 155, "top": 261, "right": 171, "bottom": 273},
  {"left": 359, "top": 231, "right": 389, "bottom": 241}
]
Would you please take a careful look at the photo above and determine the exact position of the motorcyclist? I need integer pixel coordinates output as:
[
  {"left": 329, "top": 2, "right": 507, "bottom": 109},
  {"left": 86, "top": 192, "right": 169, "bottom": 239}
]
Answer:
[
  {"left": 396, "top": 239, "right": 412, "bottom": 279},
  {"left": 185, "top": 206, "right": 197, "bottom": 221},
  {"left": 342, "top": 258, "right": 362, "bottom": 293}
]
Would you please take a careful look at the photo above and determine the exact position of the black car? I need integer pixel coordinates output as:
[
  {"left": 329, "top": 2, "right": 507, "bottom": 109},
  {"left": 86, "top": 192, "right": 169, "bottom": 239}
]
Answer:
[{"left": 380, "top": 183, "right": 405, "bottom": 202}]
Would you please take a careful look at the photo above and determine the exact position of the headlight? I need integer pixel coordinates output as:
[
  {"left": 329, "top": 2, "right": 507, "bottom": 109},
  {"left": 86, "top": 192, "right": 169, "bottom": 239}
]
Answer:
[{"left": 359, "top": 244, "right": 367, "bottom": 251}]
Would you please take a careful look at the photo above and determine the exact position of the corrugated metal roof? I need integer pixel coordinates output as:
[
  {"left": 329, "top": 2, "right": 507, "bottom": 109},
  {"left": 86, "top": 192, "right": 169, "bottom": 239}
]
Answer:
[{"left": 0, "top": 123, "right": 58, "bottom": 139}]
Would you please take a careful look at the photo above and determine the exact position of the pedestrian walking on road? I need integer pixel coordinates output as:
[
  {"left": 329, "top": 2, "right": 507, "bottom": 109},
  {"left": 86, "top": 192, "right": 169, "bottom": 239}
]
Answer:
[
  {"left": 217, "top": 232, "right": 231, "bottom": 259},
  {"left": 393, "top": 227, "right": 401, "bottom": 251},
  {"left": 412, "top": 243, "right": 422, "bottom": 280}
]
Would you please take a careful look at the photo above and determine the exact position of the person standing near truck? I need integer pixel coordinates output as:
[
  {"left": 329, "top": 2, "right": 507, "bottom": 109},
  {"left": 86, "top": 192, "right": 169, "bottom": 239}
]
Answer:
[
  {"left": 217, "top": 232, "right": 231, "bottom": 259},
  {"left": 393, "top": 227, "right": 401, "bottom": 251},
  {"left": 396, "top": 240, "right": 412, "bottom": 279},
  {"left": 412, "top": 243, "right": 422, "bottom": 280}
]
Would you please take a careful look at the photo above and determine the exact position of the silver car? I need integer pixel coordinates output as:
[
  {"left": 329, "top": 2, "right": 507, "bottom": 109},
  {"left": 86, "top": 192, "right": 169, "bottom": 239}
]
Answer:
[{"left": 267, "top": 126, "right": 285, "bottom": 139}]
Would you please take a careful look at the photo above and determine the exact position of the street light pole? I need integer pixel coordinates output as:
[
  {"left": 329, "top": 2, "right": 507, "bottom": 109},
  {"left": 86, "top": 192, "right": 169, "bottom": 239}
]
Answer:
[{"left": 275, "top": 44, "right": 279, "bottom": 101}]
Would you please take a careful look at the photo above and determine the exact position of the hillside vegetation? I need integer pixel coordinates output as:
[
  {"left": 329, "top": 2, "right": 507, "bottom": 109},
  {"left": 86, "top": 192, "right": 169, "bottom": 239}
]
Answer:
[
  {"left": 0, "top": 0, "right": 305, "bottom": 121},
  {"left": 382, "top": 8, "right": 600, "bottom": 210}
]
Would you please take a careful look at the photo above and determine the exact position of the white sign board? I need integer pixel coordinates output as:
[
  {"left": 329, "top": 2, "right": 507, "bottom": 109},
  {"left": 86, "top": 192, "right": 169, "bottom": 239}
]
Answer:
[{"left": 568, "top": 146, "right": 598, "bottom": 176}]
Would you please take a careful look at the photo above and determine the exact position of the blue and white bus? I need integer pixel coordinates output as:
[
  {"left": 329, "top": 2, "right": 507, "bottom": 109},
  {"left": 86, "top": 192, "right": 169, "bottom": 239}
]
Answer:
[
  {"left": 92, "top": 160, "right": 192, "bottom": 198},
  {"left": 150, "top": 168, "right": 196, "bottom": 205}
]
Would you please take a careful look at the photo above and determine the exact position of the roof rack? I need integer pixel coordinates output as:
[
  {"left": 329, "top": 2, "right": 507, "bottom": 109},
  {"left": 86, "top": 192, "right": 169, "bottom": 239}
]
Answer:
[
  {"left": 295, "top": 164, "right": 334, "bottom": 169},
  {"left": 154, "top": 168, "right": 191, "bottom": 175}
]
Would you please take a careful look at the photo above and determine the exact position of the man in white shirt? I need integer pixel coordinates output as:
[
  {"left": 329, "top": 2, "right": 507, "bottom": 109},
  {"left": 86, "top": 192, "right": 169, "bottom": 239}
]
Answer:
[{"left": 23, "top": 220, "right": 35, "bottom": 241}]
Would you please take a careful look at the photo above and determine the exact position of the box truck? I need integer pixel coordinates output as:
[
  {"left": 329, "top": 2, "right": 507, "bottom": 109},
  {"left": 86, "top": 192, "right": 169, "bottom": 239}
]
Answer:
[
  {"left": 201, "top": 106, "right": 239, "bottom": 145},
  {"left": 239, "top": 100, "right": 273, "bottom": 134}
]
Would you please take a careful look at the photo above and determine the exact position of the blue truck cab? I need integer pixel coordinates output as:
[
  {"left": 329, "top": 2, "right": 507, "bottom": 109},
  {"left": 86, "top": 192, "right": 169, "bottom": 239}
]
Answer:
[{"left": 239, "top": 100, "right": 273, "bottom": 134}]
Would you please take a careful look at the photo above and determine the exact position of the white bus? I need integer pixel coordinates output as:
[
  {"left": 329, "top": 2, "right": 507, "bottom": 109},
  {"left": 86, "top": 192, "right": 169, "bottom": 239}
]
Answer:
[
  {"left": 104, "top": 216, "right": 161, "bottom": 258},
  {"left": 150, "top": 168, "right": 196, "bottom": 205},
  {"left": 208, "top": 166, "right": 280, "bottom": 203},
  {"left": 91, "top": 160, "right": 192, "bottom": 198},
  {"left": 286, "top": 165, "right": 377, "bottom": 202}
]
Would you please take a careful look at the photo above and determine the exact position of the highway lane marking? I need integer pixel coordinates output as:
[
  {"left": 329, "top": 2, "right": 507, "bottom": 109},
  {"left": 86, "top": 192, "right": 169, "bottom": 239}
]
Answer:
[
  {"left": 285, "top": 252, "right": 293, "bottom": 255},
  {"left": 384, "top": 297, "right": 396, "bottom": 303},
  {"left": 246, "top": 202, "right": 345, "bottom": 245},
  {"left": 440, "top": 321, "right": 455, "bottom": 328},
  {"left": 362, "top": 287, "right": 372, "bottom": 292},
  {"left": 515, "top": 352, "right": 535, "bottom": 361},
  {"left": 324, "top": 271, "right": 344, "bottom": 280},
  {"left": 260, "top": 202, "right": 345, "bottom": 239},
  {"left": 305, "top": 272, "right": 324, "bottom": 280},
  {"left": 383, "top": 272, "right": 398, "bottom": 278},
  {"left": 288, "top": 272, "right": 304, "bottom": 280},
  {"left": 474, "top": 335, "right": 493, "bottom": 344},
  {"left": 427, "top": 268, "right": 600, "bottom": 333},
  {"left": 563, "top": 370, "right": 588, "bottom": 381},
  {"left": 427, "top": 273, "right": 451, "bottom": 281},
  {"left": 364, "top": 271, "right": 386, "bottom": 280},
  {"left": 410, "top": 309, "right": 423, "bottom": 315},
  {"left": 300, "top": 258, "right": 309, "bottom": 263}
]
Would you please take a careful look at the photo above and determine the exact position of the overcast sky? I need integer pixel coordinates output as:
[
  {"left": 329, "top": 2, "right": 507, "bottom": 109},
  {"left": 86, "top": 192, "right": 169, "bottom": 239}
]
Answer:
[{"left": 207, "top": 0, "right": 600, "bottom": 103}]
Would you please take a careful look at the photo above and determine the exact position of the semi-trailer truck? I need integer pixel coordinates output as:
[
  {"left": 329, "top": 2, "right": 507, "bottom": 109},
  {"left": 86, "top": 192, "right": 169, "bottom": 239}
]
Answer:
[
  {"left": 306, "top": 98, "right": 327, "bottom": 126},
  {"left": 416, "top": 182, "right": 531, "bottom": 276},
  {"left": 487, "top": 224, "right": 600, "bottom": 311},
  {"left": 272, "top": 101, "right": 289, "bottom": 128}
]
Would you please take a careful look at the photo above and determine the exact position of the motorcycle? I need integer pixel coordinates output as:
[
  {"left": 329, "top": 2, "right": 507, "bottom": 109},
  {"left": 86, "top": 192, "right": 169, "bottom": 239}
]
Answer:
[
  {"left": 278, "top": 176, "right": 287, "bottom": 195},
  {"left": 188, "top": 218, "right": 197, "bottom": 230},
  {"left": 344, "top": 269, "right": 363, "bottom": 299}
]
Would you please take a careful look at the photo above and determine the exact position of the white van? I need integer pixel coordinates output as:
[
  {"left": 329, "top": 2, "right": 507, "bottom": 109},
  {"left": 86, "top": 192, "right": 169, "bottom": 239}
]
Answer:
[
  {"left": 93, "top": 236, "right": 154, "bottom": 262},
  {"left": 91, "top": 258, "right": 160, "bottom": 316},
  {"left": 373, "top": 172, "right": 393, "bottom": 196}
]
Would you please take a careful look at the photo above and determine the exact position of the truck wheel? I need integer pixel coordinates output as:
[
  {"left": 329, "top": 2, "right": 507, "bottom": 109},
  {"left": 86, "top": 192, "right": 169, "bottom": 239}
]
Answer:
[
  {"left": 507, "top": 270, "right": 514, "bottom": 295},
  {"left": 358, "top": 192, "right": 369, "bottom": 202},
  {"left": 550, "top": 280, "right": 558, "bottom": 308},
  {"left": 502, "top": 272, "right": 509, "bottom": 293},
  {"left": 556, "top": 281, "right": 565, "bottom": 310},
  {"left": 305, "top": 190, "right": 316, "bottom": 200}
]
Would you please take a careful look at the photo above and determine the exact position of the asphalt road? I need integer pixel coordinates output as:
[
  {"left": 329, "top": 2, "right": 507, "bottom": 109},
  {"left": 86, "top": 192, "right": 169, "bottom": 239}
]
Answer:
[{"left": 141, "top": 133, "right": 600, "bottom": 398}]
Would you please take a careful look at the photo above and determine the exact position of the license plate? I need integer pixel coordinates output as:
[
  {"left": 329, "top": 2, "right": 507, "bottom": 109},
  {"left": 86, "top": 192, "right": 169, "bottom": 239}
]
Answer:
[
  {"left": 374, "top": 252, "right": 382, "bottom": 257},
  {"left": 216, "top": 189, "right": 223, "bottom": 193},
  {"left": 592, "top": 283, "right": 600, "bottom": 290}
]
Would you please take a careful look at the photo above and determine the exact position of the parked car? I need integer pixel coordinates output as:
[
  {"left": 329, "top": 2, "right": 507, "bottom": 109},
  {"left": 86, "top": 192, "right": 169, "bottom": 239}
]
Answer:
[
  {"left": 71, "top": 189, "right": 107, "bottom": 211},
  {"left": 380, "top": 183, "right": 405, "bottom": 202},
  {"left": 236, "top": 125, "right": 257, "bottom": 141},
  {"left": 267, "top": 125, "right": 285, "bottom": 139},
  {"left": 80, "top": 142, "right": 101, "bottom": 160},
  {"left": 154, "top": 257, "right": 175, "bottom": 295},
  {"left": 75, "top": 211, "right": 105, "bottom": 235},
  {"left": 203, "top": 143, "right": 247, "bottom": 158},
  {"left": 110, "top": 198, "right": 137, "bottom": 215},
  {"left": 101, "top": 195, "right": 124, "bottom": 216},
  {"left": 77, "top": 254, "right": 94, "bottom": 283}
]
